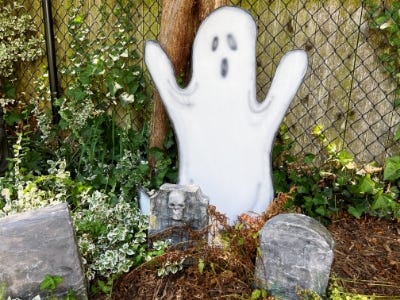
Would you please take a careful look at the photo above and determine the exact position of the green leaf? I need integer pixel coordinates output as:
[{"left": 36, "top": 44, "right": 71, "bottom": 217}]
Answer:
[
  {"left": 316, "top": 206, "right": 327, "bottom": 216},
  {"left": 394, "top": 127, "right": 400, "bottom": 141},
  {"left": 4, "top": 110, "right": 23, "bottom": 125},
  {"left": 40, "top": 274, "right": 63, "bottom": 291},
  {"left": 106, "top": 79, "right": 123, "bottom": 97},
  {"left": 3, "top": 81, "right": 16, "bottom": 98},
  {"left": 251, "top": 289, "right": 262, "bottom": 299},
  {"left": 395, "top": 96, "right": 400, "bottom": 108},
  {"left": 356, "top": 175, "right": 375, "bottom": 194},
  {"left": 375, "top": 15, "right": 390, "bottom": 27},
  {"left": 336, "top": 174, "right": 349, "bottom": 186},
  {"left": 73, "top": 15, "right": 83, "bottom": 24},
  {"left": 304, "top": 153, "right": 315, "bottom": 164},
  {"left": 312, "top": 125, "right": 323, "bottom": 136},
  {"left": 198, "top": 258, "right": 205, "bottom": 275},
  {"left": 348, "top": 206, "right": 364, "bottom": 219},
  {"left": 384, "top": 155, "right": 400, "bottom": 181},
  {"left": 65, "top": 289, "right": 78, "bottom": 300},
  {"left": 337, "top": 150, "right": 353, "bottom": 166},
  {"left": 96, "top": 279, "right": 113, "bottom": 294},
  {"left": 372, "top": 192, "right": 396, "bottom": 210}
]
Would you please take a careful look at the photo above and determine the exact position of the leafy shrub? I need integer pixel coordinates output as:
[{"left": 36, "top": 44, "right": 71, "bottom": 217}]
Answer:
[
  {"left": 0, "top": 132, "right": 168, "bottom": 288},
  {"left": 73, "top": 190, "right": 148, "bottom": 280},
  {"left": 0, "top": 0, "right": 43, "bottom": 79},
  {"left": 0, "top": 0, "right": 44, "bottom": 177},
  {"left": 0, "top": 0, "right": 43, "bottom": 126},
  {"left": 0, "top": 134, "right": 76, "bottom": 216},
  {"left": 273, "top": 124, "right": 400, "bottom": 224},
  {"left": 367, "top": 0, "right": 400, "bottom": 107},
  {"left": 0, "top": 0, "right": 173, "bottom": 291}
]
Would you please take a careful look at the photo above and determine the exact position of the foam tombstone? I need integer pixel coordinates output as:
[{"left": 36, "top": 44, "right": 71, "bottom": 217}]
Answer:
[{"left": 145, "top": 6, "right": 308, "bottom": 222}]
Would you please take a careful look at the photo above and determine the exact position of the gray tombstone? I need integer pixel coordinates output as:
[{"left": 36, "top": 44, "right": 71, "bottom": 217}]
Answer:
[
  {"left": 0, "top": 203, "right": 88, "bottom": 300},
  {"left": 148, "top": 183, "right": 209, "bottom": 245},
  {"left": 255, "top": 213, "right": 334, "bottom": 299}
]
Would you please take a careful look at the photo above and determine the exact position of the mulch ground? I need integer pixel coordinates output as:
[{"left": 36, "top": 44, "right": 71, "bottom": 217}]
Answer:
[
  {"left": 328, "top": 215, "right": 400, "bottom": 297},
  {"left": 110, "top": 195, "right": 400, "bottom": 299}
]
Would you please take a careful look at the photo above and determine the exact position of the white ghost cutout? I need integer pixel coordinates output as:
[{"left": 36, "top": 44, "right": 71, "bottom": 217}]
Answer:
[{"left": 145, "top": 6, "right": 308, "bottom": 222}]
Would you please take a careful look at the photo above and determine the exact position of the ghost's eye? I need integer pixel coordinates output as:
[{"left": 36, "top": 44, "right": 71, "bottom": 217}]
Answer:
[
  {"left": 227, "top": 34, "right": 237, "bottom": 51},
  {"left": 212, "top": 36, "right": 219, "bottom": 51}
]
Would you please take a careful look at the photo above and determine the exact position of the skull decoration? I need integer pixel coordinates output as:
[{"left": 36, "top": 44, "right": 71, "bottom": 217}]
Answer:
[{"left": 168, "top": 191, "right": 186, "bottom": 221}]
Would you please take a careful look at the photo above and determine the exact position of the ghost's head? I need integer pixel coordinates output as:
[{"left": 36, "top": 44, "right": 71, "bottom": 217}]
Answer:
[
  {"left": 168, "top": 191, "right": 186, "bottom": 221},
  {"left": 192, "top": 6, "right": 256, "bottom": 85}
]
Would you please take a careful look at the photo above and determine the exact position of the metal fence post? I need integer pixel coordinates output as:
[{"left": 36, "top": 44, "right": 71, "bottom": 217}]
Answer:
[{"left": 42, "top": 0, "right": 60, "bottom": 124}]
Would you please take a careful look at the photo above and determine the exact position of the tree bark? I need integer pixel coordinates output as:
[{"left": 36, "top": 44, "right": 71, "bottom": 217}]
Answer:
[{"left": 149, "top": 0, "right": 228, "bottom": 163}]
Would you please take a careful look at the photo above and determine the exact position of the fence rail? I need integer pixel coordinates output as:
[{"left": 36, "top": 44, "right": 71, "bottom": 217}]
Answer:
[{"left": 15, "top": 0, "right": 400, "bottom": 165}]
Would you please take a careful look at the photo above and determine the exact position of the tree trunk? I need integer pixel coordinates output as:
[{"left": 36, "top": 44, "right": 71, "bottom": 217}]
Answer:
[{"left": 149, "top": 0, "right": 228, "bottom": 165}]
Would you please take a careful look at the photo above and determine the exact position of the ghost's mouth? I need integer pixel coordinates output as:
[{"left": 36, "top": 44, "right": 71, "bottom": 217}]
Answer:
[{"left": 221, "top": 58, "right": 228, "bottom": 78}]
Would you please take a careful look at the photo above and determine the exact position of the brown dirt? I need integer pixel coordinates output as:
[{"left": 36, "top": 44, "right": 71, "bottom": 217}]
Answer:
[{"left": 110, "top": 195, "right": 400, "bottom": 299}]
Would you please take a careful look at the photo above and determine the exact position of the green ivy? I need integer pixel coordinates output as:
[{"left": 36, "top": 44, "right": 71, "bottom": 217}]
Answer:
[
  {"left": 367, "top": 0, "right": 400, "bottom": 107},
  {"left": 273, "top": 125, "right": 400, "bottom": 224}
]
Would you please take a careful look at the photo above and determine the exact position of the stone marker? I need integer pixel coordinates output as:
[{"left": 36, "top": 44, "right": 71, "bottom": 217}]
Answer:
[
  {"left": 0, "top": 203, "right": 87, "bottom": 300},
  {"left": 255, "top": 213, "right": 334, "bottom": 299},
  {"left": 148, "top": 183, "right": 209, "bottom": 245},
  {"left": 145, "top": 6, "right": 308, "bottom": 222}
]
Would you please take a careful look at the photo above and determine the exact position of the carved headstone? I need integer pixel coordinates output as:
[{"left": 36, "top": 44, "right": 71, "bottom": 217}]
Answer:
[
  {"left": 148, "top": 184, "right": 209, "bottom": 245},
  {"left": 255, "top": 213, "right": 334, "bottom": 299},
  {"left": 0, "top": 203, "right": 87, "bottom": 299},
  {"left": 145, "top": 6, "right": 308, "bottom": 222}
]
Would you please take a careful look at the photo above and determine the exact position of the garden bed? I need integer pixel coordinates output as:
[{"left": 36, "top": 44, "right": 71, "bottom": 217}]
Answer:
[{"left": 109, "top": 196, "right": 400, "bottom": 299}]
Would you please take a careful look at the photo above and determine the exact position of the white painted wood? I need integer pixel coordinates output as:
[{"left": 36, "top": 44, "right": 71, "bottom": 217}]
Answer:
[{"left": 145, "top": 7, "right": 307, "bottom": 222}]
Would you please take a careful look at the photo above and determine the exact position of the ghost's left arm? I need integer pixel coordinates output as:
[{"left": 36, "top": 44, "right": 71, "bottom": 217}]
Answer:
[{"left": 250, "top": 50, "right": 308, "bottom": 126}]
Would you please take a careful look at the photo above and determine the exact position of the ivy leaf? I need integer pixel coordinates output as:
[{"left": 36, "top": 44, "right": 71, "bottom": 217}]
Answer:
[
  {"left": 73, "top": 15, "right": 83, "bottom": 24},
  {"left": 372, "top": 192, "right": 396, "bottom": 211},
  {"left": 394, "top": 127, "right": 400, "bottom": 141},
  {"left": 4, "top": 110, "right": 23, "bottom": 125},
  {"left": 3, "top": 81, "right": 16, "bottom": 98},
  {"left": 384, "top": 155, "right": 400, "bottom": 181},
  {"left": 337, "top": 150, "right": 353, "bottom": 166},
  {"left": 348, "top": 205, "right": 365, "bottom": 219},
  {"left": 379, "top": 18, "right": 394, "bottom": 30},
  {"left": 395, "top": 97, "right": 400, "bottom": 108},
  {"left": 304, "top": 153, "right": 315, "bottom": 165},
  {"left": 374, "top": 15, "right": 390, "bottom": 28},
  {"left": 356, "top": 175, "right": 375, "bottom": 194},
  {"left": 316, "top": 206, "right": 327, "bottom": 216},
  {"left": 106, "top": 79, "right": 123, "bottom": 97}
]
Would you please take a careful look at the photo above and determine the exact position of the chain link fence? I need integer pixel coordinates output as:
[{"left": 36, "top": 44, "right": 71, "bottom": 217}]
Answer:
[{"left": 15, "top": 0, "right": 400, "bottom": 165}]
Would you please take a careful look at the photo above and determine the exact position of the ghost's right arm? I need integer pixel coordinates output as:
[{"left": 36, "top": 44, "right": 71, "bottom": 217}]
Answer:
[
  {"left": 145, "top": 41, "right": 189, "bottom": 109},
  {"left": 249, "top": 50, "right": 308, "bottom": 129}
]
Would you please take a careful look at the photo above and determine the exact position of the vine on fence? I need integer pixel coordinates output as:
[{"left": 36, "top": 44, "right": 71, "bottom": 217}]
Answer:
[
  {"left": 367, "top": 0, "right": 400, "bottom": 108},
  {"left": 0, "top": 0, "right": 44, "bottom": 175}
]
